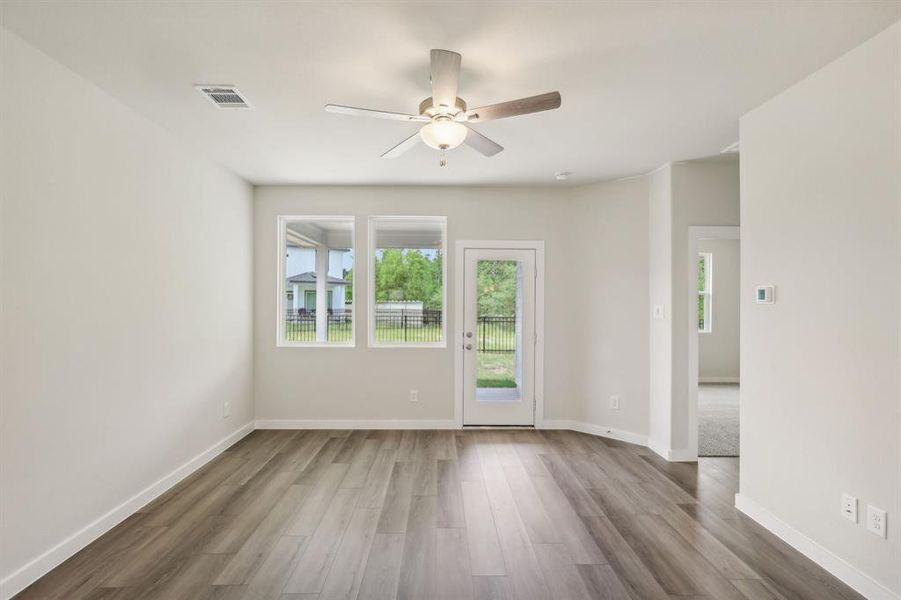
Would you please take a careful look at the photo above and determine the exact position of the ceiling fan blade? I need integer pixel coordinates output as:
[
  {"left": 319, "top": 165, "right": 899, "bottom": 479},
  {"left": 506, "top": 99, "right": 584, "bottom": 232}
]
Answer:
[
  {"left": 430, "top": 49, "right": 462, "bottom": 114},
  {"left": 464, "top": 91, "right": 561, "bottom": 123},
  {"left": 381, "top": 130, "right": 422, "bottom": 158},
  {"left": 464, "top": 126, "right": 503, "bottom": 157},
  {"left": 325, "top": 104, "right": 429, "bottom": 122}
]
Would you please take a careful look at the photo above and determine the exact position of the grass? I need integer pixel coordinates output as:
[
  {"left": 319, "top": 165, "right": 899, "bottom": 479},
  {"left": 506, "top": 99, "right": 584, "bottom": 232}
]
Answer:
[
  {"left": 284, "top": 321, "right": 442, "bottom": 343},
  {"left": 477, "top": 377, "right": 517, "bottom": 388},
  {"left": 373, "top": 323, "right": 442, "bottom": 344},
  {"left": 285, "top": 321, "right": 353, "bottom": 342},
  {"left": 477, "top": 351, "right": 516, "bottom": 389},
  {"left": 284, "top": 320, "right": 515, "bottom": 346},
  {"left": 286, "top": 321, "right": 517, "bottom": 389}
]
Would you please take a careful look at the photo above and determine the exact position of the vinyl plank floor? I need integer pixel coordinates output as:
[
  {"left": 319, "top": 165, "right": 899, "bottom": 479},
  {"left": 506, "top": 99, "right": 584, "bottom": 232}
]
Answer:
[{"left": 14, "top": 430, "right": 865, "bottom": 600}]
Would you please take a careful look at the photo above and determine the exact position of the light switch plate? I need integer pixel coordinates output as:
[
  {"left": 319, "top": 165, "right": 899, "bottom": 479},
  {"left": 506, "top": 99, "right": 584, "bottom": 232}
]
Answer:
[
  {"left": 867, "top": 505, "right": 887, "bottom": 539},
  {"left": 841, "top": 493, "right": 857, "bottom": 523},
  {"left": 653, "top": 304, "right": 665, "bottom": 319}
]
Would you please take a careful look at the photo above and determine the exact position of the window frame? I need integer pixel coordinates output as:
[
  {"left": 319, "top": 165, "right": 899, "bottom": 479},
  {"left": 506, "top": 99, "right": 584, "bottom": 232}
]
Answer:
[
  {"left": 276, "top": 215, "right": 356, "bottom": 348},
  {"left": 698, "top": 251, "right": 713, "bottom": 334},
  {"left": 368, "top": 215, "right": 448, "bottom": 348}
]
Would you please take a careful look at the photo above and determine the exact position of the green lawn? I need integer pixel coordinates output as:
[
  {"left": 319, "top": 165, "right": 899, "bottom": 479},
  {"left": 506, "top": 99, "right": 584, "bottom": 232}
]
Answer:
[
  {"left": 285, "top": 320, "right": 517, "bottom": 388},
  {"left": 284, "top": 320, "right": 353, "bottom": 342},
  {"left": 477, "top": 352, "right": 516, "bottom": 388},
  {"left": 284, "top": 321, "right": 441, "bottom": 343},
  {"left": 284, "top": 320, "right": 515, "bottom": 346},
  {"left": 373, "top": 323, "right": 442, "bottom": 344}
]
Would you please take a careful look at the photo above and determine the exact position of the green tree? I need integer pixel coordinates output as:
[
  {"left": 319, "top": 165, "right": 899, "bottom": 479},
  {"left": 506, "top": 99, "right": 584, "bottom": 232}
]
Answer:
[
  {"left": 477, "top": 260, "right": 517, "bottom": 316},
  {"left": 343, "top": 268, "right": 353, "bottom": 302},
  {"left": 374, "top": 249, "right": 443, "bottom": 309}
]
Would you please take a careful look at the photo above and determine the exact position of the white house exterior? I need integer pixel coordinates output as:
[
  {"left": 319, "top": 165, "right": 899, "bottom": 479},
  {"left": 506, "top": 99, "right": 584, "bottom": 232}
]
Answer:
[{"left": 286, "top": 247, "right": 349, "bottom": 312}]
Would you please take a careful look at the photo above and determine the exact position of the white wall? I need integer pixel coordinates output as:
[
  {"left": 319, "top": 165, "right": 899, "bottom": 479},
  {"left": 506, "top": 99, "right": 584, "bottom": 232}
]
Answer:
[
  {"left": 648, "top": 165, "right": 674, "bottom": 452},
  {"left": 647, "top": 159, "right": 741, "bottom": 459},
  {"left": 285, "top": 247, "right": 346, "bottom": 279},
  {"left": 670, "top": 160, "right": 740, "bottom": 457},
  {"left": 0, "top": 28, "right": 254, "bottom": 594},
  {"left": 698, "top": 239, "right": 740, "bottom": 382},
  {"left": 569, "top": 180, "right": 650, "bottom": 437},
  {"left": 739, "top": 21, "right": 900, "bottom": 598},
  {"left": 254, "top": 180, "right": 649, "bottom": 439}
]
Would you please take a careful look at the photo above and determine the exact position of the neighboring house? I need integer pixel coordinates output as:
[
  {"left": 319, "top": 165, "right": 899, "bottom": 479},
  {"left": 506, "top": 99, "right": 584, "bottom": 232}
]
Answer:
[
  {"left": 286, "top": 271, "right": 349, "bottom": 312},
  {"left": 286, "top": 246, "right": 350, "bottom": 312}
]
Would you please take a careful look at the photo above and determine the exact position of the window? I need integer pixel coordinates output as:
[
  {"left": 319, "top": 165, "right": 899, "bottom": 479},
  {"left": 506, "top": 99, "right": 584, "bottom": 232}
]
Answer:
[
  {"left": 369, "top": 216, "right": 446, "bottom": 347},
  {"left": 698, "top": 252, "right": 712, "bottom": 333},
  {"left": 278, "top": 216, "right": 354, "bottom": 346}
]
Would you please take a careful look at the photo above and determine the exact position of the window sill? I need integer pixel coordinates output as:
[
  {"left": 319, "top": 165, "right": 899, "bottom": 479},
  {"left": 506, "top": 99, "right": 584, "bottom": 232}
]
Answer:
[
  {"left": 277, "top": 341, "right": 356, "bottom": 348},
  {"left": 367, "top": 341, "right": 447, "bottom": 349}
]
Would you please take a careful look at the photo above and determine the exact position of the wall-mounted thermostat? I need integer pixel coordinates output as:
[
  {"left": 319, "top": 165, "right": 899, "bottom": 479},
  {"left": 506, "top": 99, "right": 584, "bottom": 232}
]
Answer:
[{"left": 755, "top": 285, "right": 774, "bottom": 304}]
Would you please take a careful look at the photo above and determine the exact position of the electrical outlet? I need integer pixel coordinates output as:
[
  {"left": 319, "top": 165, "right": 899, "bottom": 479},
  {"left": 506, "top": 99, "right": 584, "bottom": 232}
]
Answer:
[
  {"left": 409, "top": 389, "right": 418, "bottom": 402},
  {"left": 841, "top": 493, "right": 857, "bottom": 523},
  {"left": 223, "top": 402, "right": 231, "bottom": 418},
  {"left": 609, "top": 395, "right": 620, "bottom": 410},
  {"left": 866, "top": 505, "right": 887, "bottom": 539}
]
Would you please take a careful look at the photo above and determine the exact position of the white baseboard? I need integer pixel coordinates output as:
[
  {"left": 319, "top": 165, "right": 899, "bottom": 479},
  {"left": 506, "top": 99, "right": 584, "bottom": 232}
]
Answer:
[
  {"left": 647, "top": 438, "right": 697, "bottom": 462},
  {"left": 735, "top": 494, "right": 900, "bottom": 600},
  {"left": 540, "top": 419, "right": 648, "bottom": 446},
  {"left": 699, "top": 377, "right": 740, "bottom": 384},
  {"left": 258, "top": 418, "right": 648, "bottom": 446},
  {"left": 667, "top": 448, "right": 697, "bottom": 461},
  {"left": 647, "top": 438, "right": 696, "bottom": 462},
  {"left": 254, "top": 419, "right": 457, "bottom": 430},
  {"left": 1, "top": 416, "right": 682, "bottom": 599},
  {"left": 0, "top": 422, "right": 254, "bottom": 600}
]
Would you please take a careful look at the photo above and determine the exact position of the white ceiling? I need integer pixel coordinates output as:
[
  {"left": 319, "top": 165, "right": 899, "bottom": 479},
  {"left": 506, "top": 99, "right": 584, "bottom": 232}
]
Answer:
[{"left": 2, "top": 1, "right": 898, "bottom": 186}]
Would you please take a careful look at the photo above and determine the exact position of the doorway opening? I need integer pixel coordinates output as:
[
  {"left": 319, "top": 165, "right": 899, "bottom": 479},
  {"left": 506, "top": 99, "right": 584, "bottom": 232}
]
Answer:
[{"left": 689, "top": 227, "right": 740, "bottom": 457}]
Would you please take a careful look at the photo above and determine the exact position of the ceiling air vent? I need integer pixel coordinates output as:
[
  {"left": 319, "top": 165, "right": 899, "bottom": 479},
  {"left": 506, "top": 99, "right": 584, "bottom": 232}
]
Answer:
[{"left": 196, "top": 85, "right": 250, "bottom": 109}]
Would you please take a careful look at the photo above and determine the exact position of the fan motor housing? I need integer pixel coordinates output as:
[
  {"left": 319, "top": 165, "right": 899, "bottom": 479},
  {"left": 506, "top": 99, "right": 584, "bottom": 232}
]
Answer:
[{"left": 419, "top": 96, "right": 467, "bottom": 118}]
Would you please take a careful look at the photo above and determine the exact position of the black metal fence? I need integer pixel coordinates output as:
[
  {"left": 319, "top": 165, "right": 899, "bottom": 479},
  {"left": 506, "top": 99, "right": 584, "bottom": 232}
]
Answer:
[
  {"left": 284, "top": 309, "right": 516, "bottom": 350},
  {"left": 373, "top": 309, "right": 443, "bottom": 343},
  {"left": 285, "top": 309, "right": 353, "bottom": 342},
  {"left": 477, "top": 316, "right": 516, "bottom": 353}
]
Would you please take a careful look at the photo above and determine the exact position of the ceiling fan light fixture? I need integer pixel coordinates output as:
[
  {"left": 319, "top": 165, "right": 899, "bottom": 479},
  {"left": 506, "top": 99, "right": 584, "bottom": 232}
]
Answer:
[
  {"left": 419, "top": 117, "right": 467, "bottom": 150},
  {"left": 325, "top": 49, "right": 560, "bottom": 161}
]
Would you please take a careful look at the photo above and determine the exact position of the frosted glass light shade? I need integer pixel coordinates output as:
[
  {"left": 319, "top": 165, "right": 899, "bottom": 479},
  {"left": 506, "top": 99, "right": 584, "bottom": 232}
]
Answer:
[{"left": 419, "top": 118, "right": 467, "bottom": 150}]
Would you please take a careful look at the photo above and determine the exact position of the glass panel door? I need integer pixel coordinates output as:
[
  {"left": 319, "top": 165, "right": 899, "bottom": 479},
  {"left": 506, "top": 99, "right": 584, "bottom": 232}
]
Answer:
[{"left": 463, "top": 248, "right": 535, "bottom": 425}]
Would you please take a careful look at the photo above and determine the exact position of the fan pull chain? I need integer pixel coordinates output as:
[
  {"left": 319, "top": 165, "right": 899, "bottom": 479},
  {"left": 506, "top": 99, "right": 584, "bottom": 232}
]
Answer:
[{"left": 439, "top": 150, "right": 447, "bottom": 167}]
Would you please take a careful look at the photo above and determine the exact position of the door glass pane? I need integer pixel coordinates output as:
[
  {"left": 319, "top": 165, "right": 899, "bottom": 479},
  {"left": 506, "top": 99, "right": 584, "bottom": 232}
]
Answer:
[{"left": 476, "top": 259, "right": 522, "bottom": 401}]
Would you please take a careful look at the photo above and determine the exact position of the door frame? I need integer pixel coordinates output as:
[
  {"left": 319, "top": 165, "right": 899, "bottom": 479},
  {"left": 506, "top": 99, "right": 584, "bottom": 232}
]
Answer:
[
  {"left": 454, "top": 240, "right": 545, "bottom": 428},
  {"left": 687, "top": 226, "right": 740, "bottom": 459}
]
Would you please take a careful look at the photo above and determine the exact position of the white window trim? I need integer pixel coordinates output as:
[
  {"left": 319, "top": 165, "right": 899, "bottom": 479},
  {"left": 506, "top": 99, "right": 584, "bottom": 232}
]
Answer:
[
  {"left": 368, "top": 215, "right": 448, "bottom": 348},
  {"left": 276, "top": 215, "right": 356, "bottom": 348},
  {"left": 698, "top": 251, "right": 713, "bottom": 334}
]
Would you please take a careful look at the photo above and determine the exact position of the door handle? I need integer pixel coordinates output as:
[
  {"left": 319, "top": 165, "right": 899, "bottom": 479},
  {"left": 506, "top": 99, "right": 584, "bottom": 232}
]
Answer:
[{"left": 465, "top": 343, "right": 473, "bottom": 350}]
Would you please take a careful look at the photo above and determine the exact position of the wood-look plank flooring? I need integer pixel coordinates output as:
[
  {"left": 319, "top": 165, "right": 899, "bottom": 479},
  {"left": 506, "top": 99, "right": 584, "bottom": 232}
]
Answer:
[{"left": 15, "top": 429, "right": 864, "bottom": 600}]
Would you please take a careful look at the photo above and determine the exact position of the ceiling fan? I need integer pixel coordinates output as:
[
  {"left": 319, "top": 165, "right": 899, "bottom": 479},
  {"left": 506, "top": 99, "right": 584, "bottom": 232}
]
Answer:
[{"left": 324, "top": 49, "right": 562, "bottom": 166}]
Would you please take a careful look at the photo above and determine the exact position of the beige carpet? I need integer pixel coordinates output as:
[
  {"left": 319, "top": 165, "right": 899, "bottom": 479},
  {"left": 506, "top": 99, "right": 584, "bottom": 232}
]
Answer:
[{"left": 698, "top": 383, "right": 739, "bottom": 457}]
